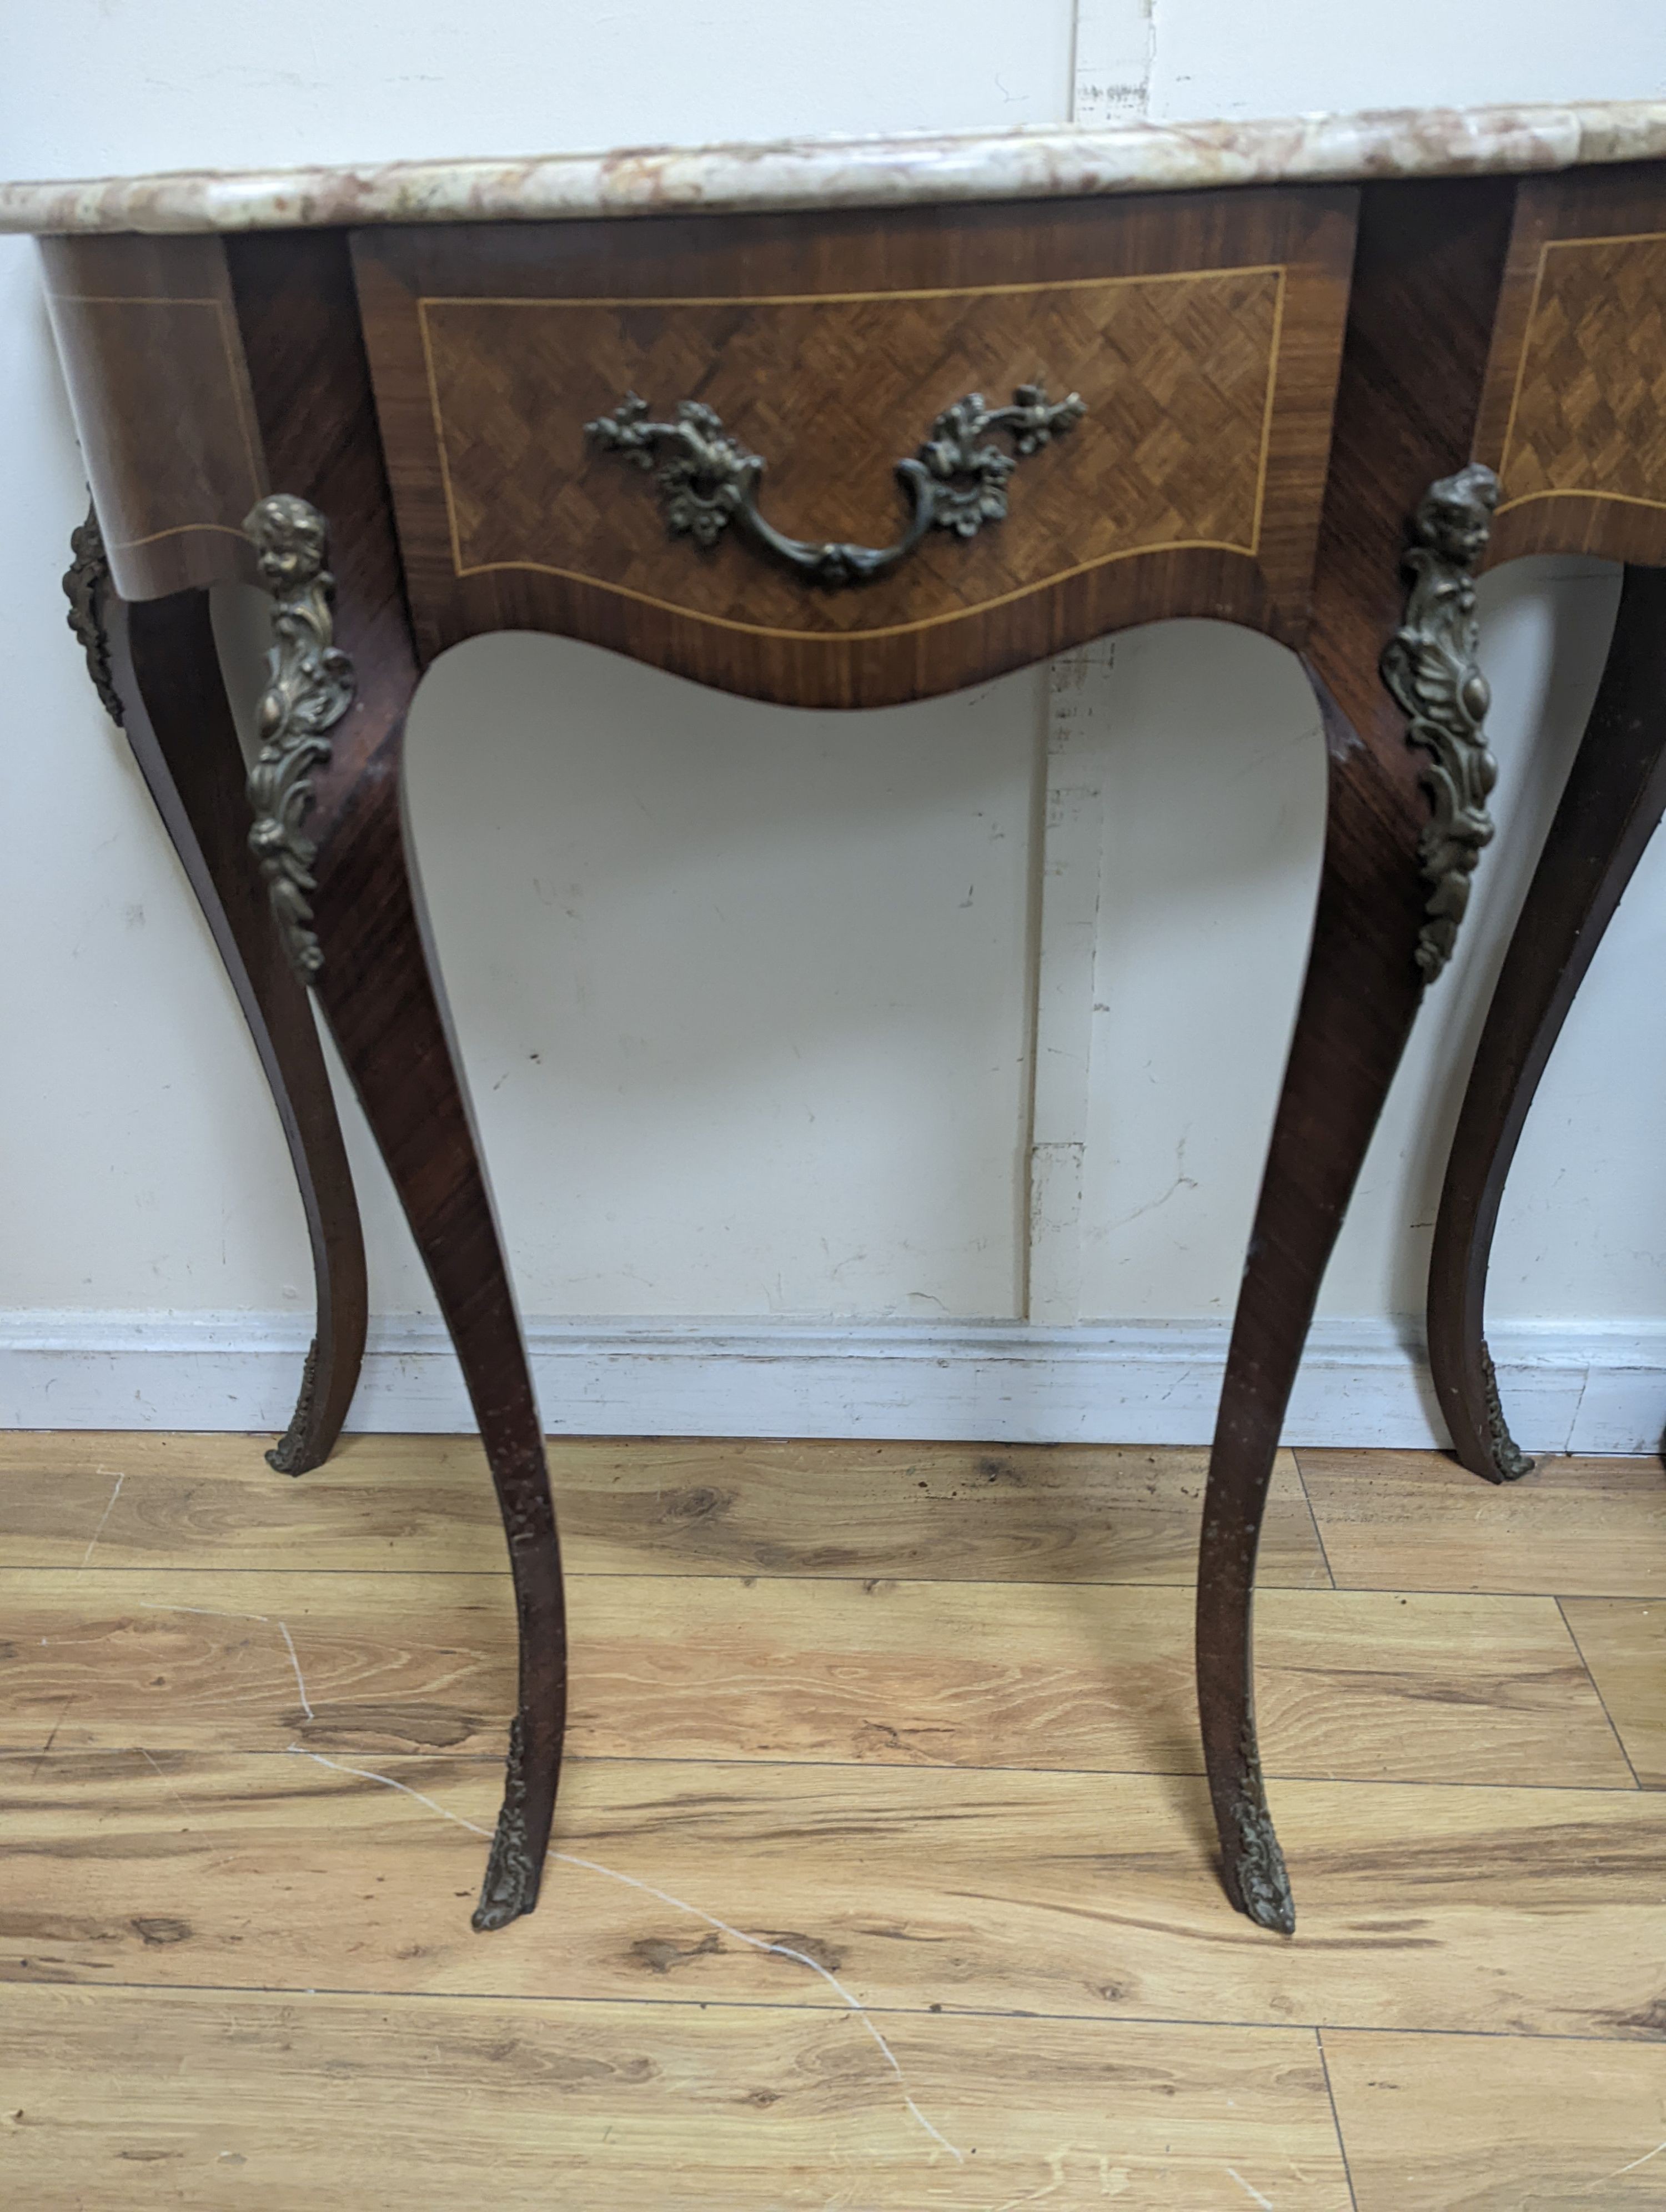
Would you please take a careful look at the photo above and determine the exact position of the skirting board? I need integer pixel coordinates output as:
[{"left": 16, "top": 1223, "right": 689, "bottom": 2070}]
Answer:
[{"left": 1, "top": 1311, "right": 1663, "bottom": 1452}]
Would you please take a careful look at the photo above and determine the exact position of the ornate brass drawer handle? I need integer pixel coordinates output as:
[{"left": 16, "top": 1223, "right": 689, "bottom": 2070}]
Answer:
[{"left": 584, "top": 382, "right": 1087, "bottom": 589}]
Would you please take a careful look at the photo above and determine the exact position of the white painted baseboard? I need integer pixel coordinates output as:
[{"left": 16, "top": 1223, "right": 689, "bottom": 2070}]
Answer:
[{"left": 1, "top": 1310, "right": 1662, "bottom": 1452}]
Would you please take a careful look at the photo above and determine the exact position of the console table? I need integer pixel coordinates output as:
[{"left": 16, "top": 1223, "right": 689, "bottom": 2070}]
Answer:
[{"left": 8, "top": 98, "right": 1666, "bottom": 1939}]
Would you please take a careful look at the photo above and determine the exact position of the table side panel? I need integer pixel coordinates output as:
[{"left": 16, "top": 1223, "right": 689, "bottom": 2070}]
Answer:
[
  {"left": 40, "top": 234, "right": 267, "bottom": 600},
  {"left": 1476, "top": 162, "right": 1666, "bottom": 570},
  {"left": 353, "top": 189, "right": 1356, "bottom": 707}
]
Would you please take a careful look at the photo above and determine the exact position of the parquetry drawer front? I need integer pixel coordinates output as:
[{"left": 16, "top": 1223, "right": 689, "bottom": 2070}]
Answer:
[
  {"left": 353, "top": 189, "right": 1356, "bottom": 706},
  {"left": 1476, "top": 164, "right": 1666, "bottom": 567}
]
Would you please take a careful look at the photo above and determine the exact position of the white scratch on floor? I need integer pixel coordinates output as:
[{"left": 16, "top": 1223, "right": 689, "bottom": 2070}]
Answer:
[
  {"left": 555, "top": 1846, "right": 965, "bottom": 2164},
  {"left": 78, "top": 1474, "right": 123, "bottom": 1568},
  {"left": 134, "top": 1746, "right": 192, "bottom": 1817},
  {"left": 136, "top": 1603, "right": 320, "bottom": 1723},
  {"left": 1226, "top": 2169, "right": 1273, "bottom": 2210},
  {"left": 277, "top": 1621, "right": 314, "bottom": 1720},
  {"left": 283, "top": 1745, "right": 964, "bottom": 2164},
  {"left": 284, "top": 1747, "right": 492, "bottom": 1834},
  {"left": 992, "top": 2147, "right": 1128, "bottom": 2208},
  {"left": 1604, "top": 2138, "right": 1666, "bottom": 2181}
]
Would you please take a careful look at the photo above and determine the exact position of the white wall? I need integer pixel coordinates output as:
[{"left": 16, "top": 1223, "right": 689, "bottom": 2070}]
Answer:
[{"left": 3, "top": 2, "right": 1665, "bottom": 1444}]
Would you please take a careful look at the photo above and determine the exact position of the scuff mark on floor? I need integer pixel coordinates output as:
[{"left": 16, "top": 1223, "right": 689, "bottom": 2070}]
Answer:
[
  {"left": 277, "top": 1621, "right": 313, "bottom": 1720},
  {"left": 134, "top": 1746, "right": 193, "bottom": 1817},
  {"left": 555, "top": 1843, "right": 966, "bottom": 2165},
  {"left": 1603, "top": 2136, "right": 1666, "bottom": 2181},
  {"left": 136, "top": 1602, "right": 316, "bottom": 1726},
  {"left": 283, "top": 1744, "right": 964, "bottom": 2164},
  {"left": 78, "top": 1473, "right": 123, "bottom": 1568},
  {"left": 1225, "top": 2166, "right": 1273, "bottom": 2209},
  {"left": 287, "top": 1745, "right": 493, "bottom": 1837},
  {"left": 992, "top": 2145, "right": 1130, "bottom": 2207}
]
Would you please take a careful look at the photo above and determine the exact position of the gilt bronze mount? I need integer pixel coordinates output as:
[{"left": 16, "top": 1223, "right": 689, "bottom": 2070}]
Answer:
[
  {"left": 243, "top": 494, "right": 357, "bottom": 980},
  {"left": 1380, "top": 461, "right": 1501, "bottom": 984}
]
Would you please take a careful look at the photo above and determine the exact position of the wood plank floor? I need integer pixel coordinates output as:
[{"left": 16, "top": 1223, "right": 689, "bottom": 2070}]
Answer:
[{"left": 2, "top": 1434, "right": 1663, "bottom": 2209}]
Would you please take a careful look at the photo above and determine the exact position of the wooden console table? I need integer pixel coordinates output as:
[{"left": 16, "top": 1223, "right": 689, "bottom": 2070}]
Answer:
[{"left": 8, "top": 98, "right": 1666, "bottom": 1938}]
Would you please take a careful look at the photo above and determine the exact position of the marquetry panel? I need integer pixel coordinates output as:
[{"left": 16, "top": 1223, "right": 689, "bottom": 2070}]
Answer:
[
  {"left": 39, "top": 234, "right": 266, "bottom": 600},
  {"left": 1475, "top": 164, "right": 1666, "bottom": 569},
  {"left": 354, "top": 188, "right": 1355, "bottom": 706},
  {"left": 420, "top": 268, "right": 1281, "bottom": 626},
  {"left": 1498, "top": 234, "right": 1666, "bottom": 507}
]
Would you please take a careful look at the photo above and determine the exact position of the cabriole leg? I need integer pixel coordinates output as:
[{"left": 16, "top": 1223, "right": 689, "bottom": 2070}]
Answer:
[
  {"left": 64, "top": 506, "right": 368, "bottom": 1472},
  {"left": 1428, "top": 565, "right": 1666, "bottom": 1482},
  {"left": 1198, "top": 673, "right": 1443, "bottom": 1933},
  {"left": 1194, "top": 178, "right": 1516, "bottom": 1932},
  {"left": 240, "top": 491, "right": 566, "bottom": 1931}
]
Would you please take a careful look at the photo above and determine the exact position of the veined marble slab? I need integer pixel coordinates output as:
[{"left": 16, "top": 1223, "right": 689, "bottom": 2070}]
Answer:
[{"left": 4, "top": 100, "right": 1666, "bottom": 235}]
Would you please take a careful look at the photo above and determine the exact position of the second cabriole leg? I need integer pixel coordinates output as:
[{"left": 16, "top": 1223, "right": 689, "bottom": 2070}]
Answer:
[
  {"left": 1195, "top": 178, "right": 1517, "bottom": 1932},
  {"left": 65, "top": 507, "right": 368, "bottom": 1472},
  {"left": 1428, "top": 565, "right": 1666, "bottom": 1482}
]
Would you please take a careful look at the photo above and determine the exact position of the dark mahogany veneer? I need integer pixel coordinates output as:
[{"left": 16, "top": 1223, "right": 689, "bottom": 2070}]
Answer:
[{"left": 29, "top": 152, "right": 1666, "bottom": 1935}]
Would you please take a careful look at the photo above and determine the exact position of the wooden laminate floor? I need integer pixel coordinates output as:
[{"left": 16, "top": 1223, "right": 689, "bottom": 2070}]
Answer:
[{"left": 2, "top": 1432, "right": 1664, "bottom": 2210}]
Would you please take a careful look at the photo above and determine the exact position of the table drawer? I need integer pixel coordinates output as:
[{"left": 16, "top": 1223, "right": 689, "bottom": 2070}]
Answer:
[
  {"left": 1474, "top": 162, "right": 1666, "bottom": 570},
  {"left": 354, "top": 189, "right": 1356, "bottom": 707}
]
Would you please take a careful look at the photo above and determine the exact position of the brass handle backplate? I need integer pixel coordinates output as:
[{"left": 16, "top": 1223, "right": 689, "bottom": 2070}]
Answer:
[{"left": 585, "top": 383, "right": 1087, "bottom": 589}]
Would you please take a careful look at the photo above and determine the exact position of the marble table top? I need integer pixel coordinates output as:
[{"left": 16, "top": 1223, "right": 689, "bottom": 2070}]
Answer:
[{"left": 5, "top": 99, "right": 1666, "bottom": 236}]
